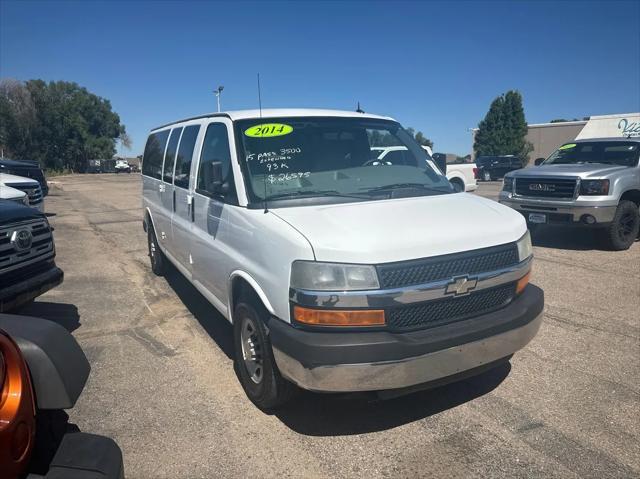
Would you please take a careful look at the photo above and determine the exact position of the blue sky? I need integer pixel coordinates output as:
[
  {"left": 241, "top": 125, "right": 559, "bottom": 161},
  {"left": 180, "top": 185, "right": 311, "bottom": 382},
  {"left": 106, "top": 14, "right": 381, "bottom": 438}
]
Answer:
[{"left": 1, "top": 1, "right": 639, "bottom": 156}]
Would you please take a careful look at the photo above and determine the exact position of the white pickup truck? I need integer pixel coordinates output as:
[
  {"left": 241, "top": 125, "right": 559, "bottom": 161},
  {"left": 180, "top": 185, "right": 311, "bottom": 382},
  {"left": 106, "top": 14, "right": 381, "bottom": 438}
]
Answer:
[
  {"left": 142, "top": 108, "right": 543, "bottom": 409},
  {"left": 370, "top": 146, "right": 478, "bottom": 192}
]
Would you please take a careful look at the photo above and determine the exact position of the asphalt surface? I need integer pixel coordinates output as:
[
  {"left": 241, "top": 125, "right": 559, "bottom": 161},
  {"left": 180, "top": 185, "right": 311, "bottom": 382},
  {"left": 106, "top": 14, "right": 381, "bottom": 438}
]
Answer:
[{"left": 24, "top": 174, "right": 639, "bottom": 479}]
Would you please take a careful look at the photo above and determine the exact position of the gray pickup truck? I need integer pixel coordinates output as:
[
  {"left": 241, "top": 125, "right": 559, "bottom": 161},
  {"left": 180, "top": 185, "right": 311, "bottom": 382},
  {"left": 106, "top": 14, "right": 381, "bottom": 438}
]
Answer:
[{"left": 499, "top": 137, "right": 640, "bottom": 250}]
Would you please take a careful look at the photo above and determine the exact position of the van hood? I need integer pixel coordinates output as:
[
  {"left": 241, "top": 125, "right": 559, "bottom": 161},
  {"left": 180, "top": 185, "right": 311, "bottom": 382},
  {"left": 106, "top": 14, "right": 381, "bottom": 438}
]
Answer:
[
  {"left": 271, "top": 194, "right": 526, "bottom": 264},
  {"left": 512, "top": 164, "right": 629, "bottom": 178}
]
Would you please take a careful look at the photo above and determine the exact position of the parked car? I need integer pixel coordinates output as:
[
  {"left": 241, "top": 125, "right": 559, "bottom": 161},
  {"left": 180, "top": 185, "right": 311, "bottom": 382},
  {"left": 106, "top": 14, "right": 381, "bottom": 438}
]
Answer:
[
  {"left": 500, "top": 137, "right": 640, "bottom": 250},
  {"left": 429, "top": 151, "right": 478, "bottom": 192},
  {"left": 0, "top": 200, "right": 63, "bottom": 312},
  {"left": 0, "top": 183, "right": 29, "bottom": 207},
  {"left": 476, "top": 155, "right": 523, "bottom": 181},
  {"left": 115, "top": 160, "right": 132, "bottom": 174},
  {"left": 142, "top": 109, "right": 543, "bottom": 409},
  {"left": 0, "top": 158, "right": 48, "bottom": 197},
  {"left": 0, "top": 313, "right": 124, "bottom": 478},
  {"left": 0, "top": 172, "right": 45, "bottom": 212}
]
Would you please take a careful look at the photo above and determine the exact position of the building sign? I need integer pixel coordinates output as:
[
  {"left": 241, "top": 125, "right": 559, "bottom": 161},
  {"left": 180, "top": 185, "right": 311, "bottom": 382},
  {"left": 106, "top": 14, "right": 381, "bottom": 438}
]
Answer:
[
  {"left": 576, "top": 113, "right": 640, "bottom": 140},
  {"left": 618, "top": 118, "right": 640, "bottom": 137}
]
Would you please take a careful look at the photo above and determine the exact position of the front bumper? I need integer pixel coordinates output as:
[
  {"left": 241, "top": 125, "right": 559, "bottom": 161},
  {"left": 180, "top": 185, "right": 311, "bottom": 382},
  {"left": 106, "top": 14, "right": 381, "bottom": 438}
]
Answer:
[
  {"left": 27, "top": 432, "right": 125, "bottom": 479},
  {"left": 270, "top": 285, "right": 544, "bottom": 393},
  {"left": 0, "top": 264, "right": 64, "bottom": 312},
  {"left": 499, "top": 195, "right": 617, "bottom": 225}
]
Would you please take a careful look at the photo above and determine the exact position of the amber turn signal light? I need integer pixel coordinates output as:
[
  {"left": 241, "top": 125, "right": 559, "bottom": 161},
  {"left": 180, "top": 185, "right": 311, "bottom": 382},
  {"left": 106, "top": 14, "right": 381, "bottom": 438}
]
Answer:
[
  {"left": 516, "top": 271, "right": 531, "bottom": 295},
  {"left": 293, "top": 306, "right": 385, "bottom": 326}
]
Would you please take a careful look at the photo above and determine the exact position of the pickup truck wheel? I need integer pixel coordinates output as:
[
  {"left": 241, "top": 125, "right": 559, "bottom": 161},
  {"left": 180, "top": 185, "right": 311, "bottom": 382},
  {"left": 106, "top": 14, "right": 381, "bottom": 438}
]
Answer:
[
  {"left": 602, "top": 200, "right": 639, "bottom": 251},
  {"left": 233, "top": 298, "right": 296, "bottom": 410},
  {"left": 483, "top": 170, "right": 492, "bottom": 181},
  {"left": 147, "top": 226, "right": 166, "bottom": 275},
  {"left": 450, "top": 179, "right": 464, "bottom": 193}
]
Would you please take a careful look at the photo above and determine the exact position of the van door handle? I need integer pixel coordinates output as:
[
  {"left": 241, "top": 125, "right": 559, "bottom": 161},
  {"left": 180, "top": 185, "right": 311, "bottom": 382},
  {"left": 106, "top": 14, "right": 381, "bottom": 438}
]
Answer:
[{"left": 172, "top": 190, "right": 176, "bottom": 212}]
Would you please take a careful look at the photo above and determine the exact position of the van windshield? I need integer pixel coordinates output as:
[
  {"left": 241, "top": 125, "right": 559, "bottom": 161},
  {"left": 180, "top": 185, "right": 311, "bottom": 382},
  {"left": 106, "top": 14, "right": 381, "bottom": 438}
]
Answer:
[
  {"left": 235, "top": 117, "right": 452, "bottom": 206},
  {"left": 544, "top": 141, "right": 640, "bottom": 167}
]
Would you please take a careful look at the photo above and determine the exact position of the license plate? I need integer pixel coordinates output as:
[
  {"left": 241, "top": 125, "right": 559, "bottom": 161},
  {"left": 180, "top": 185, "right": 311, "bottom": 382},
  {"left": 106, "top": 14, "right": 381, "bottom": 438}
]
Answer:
[{"left": 528, "top": 213, "right": 547, "bottom": 224}]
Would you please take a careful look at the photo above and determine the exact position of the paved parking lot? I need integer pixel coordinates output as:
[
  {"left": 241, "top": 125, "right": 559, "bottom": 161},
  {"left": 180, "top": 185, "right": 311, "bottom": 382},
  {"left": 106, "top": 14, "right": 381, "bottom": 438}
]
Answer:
[{"left": 25, "top": 174, "right": 639, "bottom": 478}]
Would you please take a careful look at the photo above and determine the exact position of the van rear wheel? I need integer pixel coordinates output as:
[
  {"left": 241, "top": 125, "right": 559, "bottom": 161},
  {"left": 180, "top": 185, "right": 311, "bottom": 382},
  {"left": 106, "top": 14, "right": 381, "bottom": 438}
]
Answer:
[
  {"left": 147, "top": 225, "right": 166, "bottom": 276},
  {"left": 233, "top": 297, "right": 296, "bottom": 410}
]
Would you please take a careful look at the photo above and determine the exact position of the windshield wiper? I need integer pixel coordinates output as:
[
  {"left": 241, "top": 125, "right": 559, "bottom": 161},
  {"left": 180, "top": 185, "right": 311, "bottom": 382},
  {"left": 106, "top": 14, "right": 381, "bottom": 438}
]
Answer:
[
  {"left": 361, "top": 183, "right": 450, "bottom": 195},
  {"left": 265, "top": 190, "right": 371, "bottom": 201}
]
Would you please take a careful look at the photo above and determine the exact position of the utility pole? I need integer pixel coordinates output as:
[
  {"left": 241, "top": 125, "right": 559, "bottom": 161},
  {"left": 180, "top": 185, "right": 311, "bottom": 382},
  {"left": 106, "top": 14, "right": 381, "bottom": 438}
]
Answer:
[{"left": 214, "top": 85, "right": 224, "bottom": 112}]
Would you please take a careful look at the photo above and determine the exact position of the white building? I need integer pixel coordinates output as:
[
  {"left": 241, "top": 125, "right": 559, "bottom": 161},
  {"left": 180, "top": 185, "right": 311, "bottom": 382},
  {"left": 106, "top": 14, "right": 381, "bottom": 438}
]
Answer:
[{"left": 472, "top": 112, "right": 640, "bottom": 162}]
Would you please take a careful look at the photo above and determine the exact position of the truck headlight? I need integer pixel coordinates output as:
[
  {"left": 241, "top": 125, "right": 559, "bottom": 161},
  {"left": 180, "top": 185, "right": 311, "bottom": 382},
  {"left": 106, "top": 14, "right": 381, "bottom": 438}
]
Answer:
[
  {"left": 290, "top": 261, "right": 380, "bottom": 291},
  {"left": 580, "top": 179, "right": 609, "bottom": 196},
  {"left": 503, "top": 176, "right": 514, "bottom": 192},
  {"left": 516, "top": 231, "right": 532, "bottom": 262}
]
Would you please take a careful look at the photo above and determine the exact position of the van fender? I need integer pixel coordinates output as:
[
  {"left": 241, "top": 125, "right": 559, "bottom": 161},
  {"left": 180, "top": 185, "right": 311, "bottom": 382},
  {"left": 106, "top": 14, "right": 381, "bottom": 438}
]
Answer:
[
  {"left": 228, "top": 270, "right": 275, "bottom": 322},
  {"left": 143, "top": 206, "right": 155, "bottom": 233},
  {"left": 0, "top": 314, "right": 90, "bottom": 410}
]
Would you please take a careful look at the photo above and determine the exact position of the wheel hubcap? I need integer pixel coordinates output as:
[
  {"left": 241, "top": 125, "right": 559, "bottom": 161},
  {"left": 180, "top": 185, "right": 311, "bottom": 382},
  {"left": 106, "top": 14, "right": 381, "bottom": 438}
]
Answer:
[
  {"left": 149, "top": 236, "right": 156, "bottom": 263},
  {"left": 240, "top": 317, "right": 263, "bottom": 384}
]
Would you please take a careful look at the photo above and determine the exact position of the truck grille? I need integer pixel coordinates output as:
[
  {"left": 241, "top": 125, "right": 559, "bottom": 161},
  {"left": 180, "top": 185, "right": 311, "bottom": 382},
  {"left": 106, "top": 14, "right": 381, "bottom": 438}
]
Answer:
[
  {"left": 0, "top": 219, "right": 54, "bottom": 275},
  {"left": 386, "top": 283, "right": 516, "bottom": 331},
  {"left": 4, "top": 182, "right": 43, "bottom": 206},
  {"left": 377, "top": 243, "right": 519, "bottom": 289},
  {"left": 514, "top": 177, "right": 577, "bottom": 199}
]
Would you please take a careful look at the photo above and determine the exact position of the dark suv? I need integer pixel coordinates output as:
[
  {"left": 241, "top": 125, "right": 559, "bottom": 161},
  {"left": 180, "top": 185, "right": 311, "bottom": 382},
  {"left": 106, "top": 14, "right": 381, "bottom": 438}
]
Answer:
[
  {"left": 0, "top": 158, "right": 49, "bottom": 196},
  {"left": 476, "top": 156, "right": 523, "bottom": 181},
  {"left": 0, "top": 199, "right": 63, "bottom": 312}
]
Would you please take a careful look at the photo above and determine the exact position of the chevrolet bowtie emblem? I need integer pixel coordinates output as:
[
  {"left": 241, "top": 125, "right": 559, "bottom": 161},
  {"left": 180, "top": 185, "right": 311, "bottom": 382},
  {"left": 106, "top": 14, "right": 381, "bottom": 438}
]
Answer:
[{"left": 445, "top": 275, "right": 478, "bottom": 296}]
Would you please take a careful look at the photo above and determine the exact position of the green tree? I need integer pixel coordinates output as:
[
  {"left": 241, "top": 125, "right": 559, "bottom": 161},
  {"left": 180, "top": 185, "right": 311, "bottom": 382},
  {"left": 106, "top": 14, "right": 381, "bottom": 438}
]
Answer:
[
  {"left": 474, "top": 90, "right": 533, "bottom": 164},
  {"left": 0, "top": 78, "right": 127, "bottom": 171},
  {"left": 414, "top": 131, "right": 433, "bottom": 148}
]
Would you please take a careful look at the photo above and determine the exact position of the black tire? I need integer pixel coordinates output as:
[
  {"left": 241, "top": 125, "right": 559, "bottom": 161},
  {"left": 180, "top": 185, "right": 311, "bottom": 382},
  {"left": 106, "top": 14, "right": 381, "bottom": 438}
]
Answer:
[
  {"left": 147, "top": 223, "right": 166, "bottom": 276},
  {"left": 602, "top": 200, "right": 640, "bottom": 251},
  {"left": 450, "top": 179, "right": 464, "bottom": 193},
  {"left": 233, "top": 296, "right": 296, "bottom": 410},
  {"left": 30, "top": 409, "right": 71, "bottom": 474}
]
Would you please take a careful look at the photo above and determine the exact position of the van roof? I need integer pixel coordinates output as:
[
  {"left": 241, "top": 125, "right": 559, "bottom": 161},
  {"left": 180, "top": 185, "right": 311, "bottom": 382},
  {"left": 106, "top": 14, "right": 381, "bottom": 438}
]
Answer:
[{"left": 151, "top": 108, "right": 395, "bottom": 131}]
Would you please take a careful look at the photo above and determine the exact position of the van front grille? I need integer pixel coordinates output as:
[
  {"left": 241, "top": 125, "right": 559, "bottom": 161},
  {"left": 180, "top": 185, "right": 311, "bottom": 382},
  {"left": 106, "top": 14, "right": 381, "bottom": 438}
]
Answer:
[
  {"left": 376, "top": 243, "right": 519, "bottom": 289},
  {"left": 386, "top": 283, "right": 516, "bottom": 331}
]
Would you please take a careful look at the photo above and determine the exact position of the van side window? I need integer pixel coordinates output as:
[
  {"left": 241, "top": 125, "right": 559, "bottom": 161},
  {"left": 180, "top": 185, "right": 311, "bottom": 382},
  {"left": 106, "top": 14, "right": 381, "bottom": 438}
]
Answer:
[
  {"left": 142, "top": 130, "right": 170, "bottom": 180},
  {"left": 163, "top": 127, "right": 182, "bottom": 183},
  {"left": 173, "top": 125, "right": 200, "bottom": 189},
  {"left": 196, "top": 123, "right": 236, "bottom": 202}
]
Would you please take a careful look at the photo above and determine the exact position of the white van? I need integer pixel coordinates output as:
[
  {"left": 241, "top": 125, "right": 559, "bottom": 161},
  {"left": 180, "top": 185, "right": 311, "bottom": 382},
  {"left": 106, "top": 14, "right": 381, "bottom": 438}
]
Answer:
[{"left": 142, "top": 109, "right": 543, "bottom": 409}]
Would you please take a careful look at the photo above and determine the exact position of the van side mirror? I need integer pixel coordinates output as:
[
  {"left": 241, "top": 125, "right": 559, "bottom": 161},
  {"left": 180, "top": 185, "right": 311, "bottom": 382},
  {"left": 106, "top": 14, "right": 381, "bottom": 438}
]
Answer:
[
  {"left": 534, "top": 158, "right": 545, "bottom": 166},
  {"left": 203, "top": 161, "right": 229, "bottom": 195}
]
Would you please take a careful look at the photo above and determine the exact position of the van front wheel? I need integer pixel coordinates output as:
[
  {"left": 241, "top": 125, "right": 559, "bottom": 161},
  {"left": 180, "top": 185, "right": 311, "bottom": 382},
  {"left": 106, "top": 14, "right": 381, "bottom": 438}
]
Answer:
[{"left": 233, "top": 298, "right": 296, "bottom": 410}]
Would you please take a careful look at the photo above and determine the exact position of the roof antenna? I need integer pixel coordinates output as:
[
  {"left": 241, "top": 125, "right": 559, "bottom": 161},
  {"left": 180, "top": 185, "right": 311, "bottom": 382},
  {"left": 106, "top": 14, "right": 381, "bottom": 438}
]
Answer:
[
  {"left": 356, "top": 102, "right": 365, "bottom": 114},
  {"left": 257, "top": 73, "right": 263, "bottom": 119},
  {"left": 257, "top": 73, "right": 268, "bottom": 213}
]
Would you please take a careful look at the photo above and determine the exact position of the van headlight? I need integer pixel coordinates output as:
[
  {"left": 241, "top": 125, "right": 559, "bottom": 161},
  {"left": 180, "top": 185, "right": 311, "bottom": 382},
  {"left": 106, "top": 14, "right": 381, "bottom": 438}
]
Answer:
[
  {"left": 516, "top": 231, "right": 533, "bottom": 262},
  {"left": 290, "top": 261, "right": 380, "bottom": 291}
]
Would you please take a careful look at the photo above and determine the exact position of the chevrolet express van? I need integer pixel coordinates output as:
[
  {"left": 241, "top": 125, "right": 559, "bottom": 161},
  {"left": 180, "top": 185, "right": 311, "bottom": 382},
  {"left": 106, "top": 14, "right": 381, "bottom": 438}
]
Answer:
[{"left": 142, "top": 109, "right": 543, "bottom": 409}]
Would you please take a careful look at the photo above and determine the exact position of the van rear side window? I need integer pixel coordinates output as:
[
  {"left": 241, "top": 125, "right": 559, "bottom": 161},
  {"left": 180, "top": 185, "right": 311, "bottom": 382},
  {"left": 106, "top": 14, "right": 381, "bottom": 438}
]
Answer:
[
  {"left": 174, "top": 125, "right": 201, "bottom": 189},
  {"left": 142, "top": 130, "right": 170, "bottom": 179},
  {"left": 163, "top": 128, "right": 183, "bottom": 183}
]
